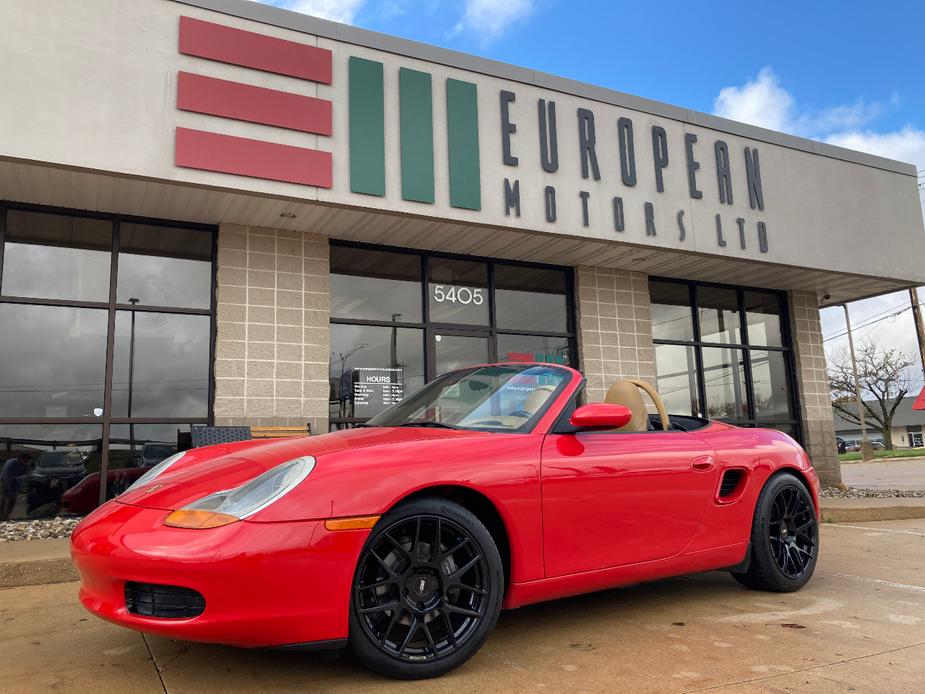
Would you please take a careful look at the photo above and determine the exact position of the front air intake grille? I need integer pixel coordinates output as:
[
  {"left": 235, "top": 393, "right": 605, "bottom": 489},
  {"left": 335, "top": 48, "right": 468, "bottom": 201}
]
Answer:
[
  {"left": 125, "top": 582, "right": 205, "bottom": 619},
  {"left": 719, "top": 469, "right": 744, "bottom": 498}
]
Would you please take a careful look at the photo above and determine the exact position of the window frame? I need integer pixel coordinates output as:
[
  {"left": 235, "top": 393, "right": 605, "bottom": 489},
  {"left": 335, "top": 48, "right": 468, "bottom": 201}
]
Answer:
[
  {"left": 329, "top": 241, "right": 577, "bottom": 429},
  {"left": 0, "top": 201, "right": 217, "bottom": 507},
  {"left": 649, "top": 276, "right": 803, "bottom": 442}
]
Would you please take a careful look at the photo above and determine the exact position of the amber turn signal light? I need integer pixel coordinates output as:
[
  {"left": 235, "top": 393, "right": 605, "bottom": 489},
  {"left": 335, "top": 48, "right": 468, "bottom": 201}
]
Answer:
[
  {"left": 164, "top": 510, "right": 240, "bottom": 529},
  {"left": 324, "top": 515, "right": 380, "bottom": 531}
]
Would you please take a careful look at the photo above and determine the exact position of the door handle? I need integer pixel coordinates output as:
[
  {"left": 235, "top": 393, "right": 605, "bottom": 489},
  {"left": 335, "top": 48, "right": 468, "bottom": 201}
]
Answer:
[{"left": 691, "top": 455, "right": 715, "bottom": 472}]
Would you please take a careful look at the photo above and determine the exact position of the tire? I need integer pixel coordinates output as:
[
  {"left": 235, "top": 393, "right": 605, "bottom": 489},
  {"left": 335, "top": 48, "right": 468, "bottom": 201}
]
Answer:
[
  {"left": 348, "top": 497, "right": 504, "bottom": 679},
  {"left": 732, "top": 472, "right": 819, "bottom": 592}
]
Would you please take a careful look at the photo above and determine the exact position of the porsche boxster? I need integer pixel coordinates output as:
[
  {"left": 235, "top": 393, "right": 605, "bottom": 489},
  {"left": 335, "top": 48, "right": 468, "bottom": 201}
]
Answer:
[{"left": 71, "top": 363, "right": 820, "bottom": 679}]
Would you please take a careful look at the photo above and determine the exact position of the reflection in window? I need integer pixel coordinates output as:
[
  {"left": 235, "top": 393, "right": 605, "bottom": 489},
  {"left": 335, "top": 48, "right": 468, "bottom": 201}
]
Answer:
[
  {"left": 744, "top": 291, "right": 783, "bottom": 348},
  {"left": 428, "top": 258, "right": 489, "bottom": 325},
  {"left": 111, "top": 312, "right": 211, "bottom": 418},
  {"left": 105, "top": 424, "right": 188, "bottom": 500},
  {"left": 330, "top": 247, "right": 422, "bottom": 322},
  {"left": 434, "top": 334, "right": 490, "bottom": 376},
  {"left": 750, "top": 350, "right": 793, "bottom": 421},
  {"left": 497, "top": 334, "right": 570, "bottom": 365},
  {"left": 117, "top": 224, "right": 212, "bottom": 309},
  {"left": 655, "top": 344, "right": 699, "bottom": 416},
  {"left": 649, "top": 281, "right": 694, "bottom": 341},
  {"left": 495, "top": 265, "right": 568, "bottom": 333},
  {"left": 329, "top": 324, "right": 425, "bottom": 421},
  {"left": 2, "top": 210, "right": 111, "bottom": 302},
  {"left": 0, "top": 424, "right": 102, "bottom": 520},
  {"left": 698, "top": 286, "right": 741, "bottom": 344},
  {"left": 0, "top": 304, "right": 108, "bottom": 418},
  {"left": 701, "top": 347, "right": 747, "bottom": 420}
]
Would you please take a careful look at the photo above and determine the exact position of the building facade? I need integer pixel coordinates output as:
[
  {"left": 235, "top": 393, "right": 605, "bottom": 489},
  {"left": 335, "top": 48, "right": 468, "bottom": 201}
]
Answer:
[{"left": 1, "top": 0, "right": 924, "bottom": 519}]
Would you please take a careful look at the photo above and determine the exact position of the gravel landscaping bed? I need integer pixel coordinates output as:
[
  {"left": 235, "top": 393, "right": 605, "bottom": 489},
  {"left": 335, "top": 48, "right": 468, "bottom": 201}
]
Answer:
[
  {"left": 820, "top": 487, "right": 924, "bottom": 499},
  {"left": 0, "top": 517, "right": 82, "bottom": 542}
]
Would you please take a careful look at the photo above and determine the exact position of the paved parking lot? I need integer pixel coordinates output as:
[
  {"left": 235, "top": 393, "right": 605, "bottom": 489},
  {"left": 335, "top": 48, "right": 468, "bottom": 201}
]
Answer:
[
  {"left": 841, "top": 460, "right": 925, "bottom": 491},
  {"left": 2, "top": 520, "right": 923, "bottom": 693}
]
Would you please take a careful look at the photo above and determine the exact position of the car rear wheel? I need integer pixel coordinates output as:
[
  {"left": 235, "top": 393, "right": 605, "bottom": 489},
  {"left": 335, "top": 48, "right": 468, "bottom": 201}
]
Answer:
[
  {"left": 348, "top": 498, "right": 504, "bottom": 679},
  {"left": 731, "top": 472, "right": 819, "bottom": 592}
]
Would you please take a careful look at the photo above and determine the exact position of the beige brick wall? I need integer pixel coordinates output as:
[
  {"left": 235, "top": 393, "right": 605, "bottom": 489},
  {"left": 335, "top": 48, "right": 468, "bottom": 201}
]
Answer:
[
  {"left": 790, "top": 291, "right": 841, "bottom": 486},
  {"left": 575, "top": 266, "right": 655, "bottom": 403},
  {"left": 213, "top": 224, "right": 330, "bottom": 434}
]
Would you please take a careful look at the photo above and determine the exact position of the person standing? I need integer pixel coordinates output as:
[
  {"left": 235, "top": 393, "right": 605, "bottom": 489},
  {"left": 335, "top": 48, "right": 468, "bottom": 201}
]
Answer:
[{"left": 1, "top": 453, "right": 33, "bottom": 521}]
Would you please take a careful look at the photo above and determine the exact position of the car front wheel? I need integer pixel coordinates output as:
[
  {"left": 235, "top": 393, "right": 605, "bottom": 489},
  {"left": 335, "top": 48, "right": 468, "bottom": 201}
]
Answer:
[
  {"left": 732, "top": 472, "right": 819, "bottom": 592},
  {"left": 348, "top": 498, "right": 504, "bottom": 679}
]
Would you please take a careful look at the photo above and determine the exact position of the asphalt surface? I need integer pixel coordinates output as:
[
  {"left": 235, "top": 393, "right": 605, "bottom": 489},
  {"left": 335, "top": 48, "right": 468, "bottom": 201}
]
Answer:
[
  {"left": 1, "top": 520, "right": 923, "bottom": 693},
  {"left": 841, "top": 460, "right": 925, "bottom": 491}
]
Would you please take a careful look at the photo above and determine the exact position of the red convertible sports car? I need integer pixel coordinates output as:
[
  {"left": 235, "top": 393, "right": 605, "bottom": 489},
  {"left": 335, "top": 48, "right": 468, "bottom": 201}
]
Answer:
[{"left": 72, "top": 363, "right": 820, "bottom": 679}]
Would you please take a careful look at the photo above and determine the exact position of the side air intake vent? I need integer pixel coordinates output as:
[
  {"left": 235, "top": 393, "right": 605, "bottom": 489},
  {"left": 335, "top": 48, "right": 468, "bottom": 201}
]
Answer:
[{"left": 719, "top": 469, "right": 744, "bottom": 498}]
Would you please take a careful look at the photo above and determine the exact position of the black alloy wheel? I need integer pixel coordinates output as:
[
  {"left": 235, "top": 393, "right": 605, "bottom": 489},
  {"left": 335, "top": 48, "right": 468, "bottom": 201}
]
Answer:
[
  {"left": 732, "top": 472, "right": 819, "bottom": 592},
  {"left": 768, "top": 485, "right": 816, "bottom": 579},
  {"left": 349, "top": 498, "right": 504, "bottom": 679}
]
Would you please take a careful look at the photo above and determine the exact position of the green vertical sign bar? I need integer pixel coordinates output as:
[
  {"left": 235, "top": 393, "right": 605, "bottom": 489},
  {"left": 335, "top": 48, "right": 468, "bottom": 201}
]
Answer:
[
  {"left": 349, "top": 57, "right": 385, "bottom": 196},
  {"left": 446, "top": 78, "right": 481, "bottom": 210},
  {"left": 399, "top": 68, "right": 435, "bottom": 204}
]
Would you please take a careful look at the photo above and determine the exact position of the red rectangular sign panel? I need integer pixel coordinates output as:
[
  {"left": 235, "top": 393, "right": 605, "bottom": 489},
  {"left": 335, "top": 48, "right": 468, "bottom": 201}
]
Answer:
[
  {"left": 177, "top": 72, "right": 332, "bottom": 135},
  {"left": 175, "top": 127, "right": 332, "bottom": 188},
  {"left": 179, "top": 16, "right": 332, "bottom": 84}
]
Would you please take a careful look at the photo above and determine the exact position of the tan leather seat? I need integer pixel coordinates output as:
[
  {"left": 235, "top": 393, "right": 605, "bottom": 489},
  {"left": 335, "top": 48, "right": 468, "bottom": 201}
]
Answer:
[
  {"left": 604, "top": 381, "right": 650, "bottom": 432},
  {"left": 523, "top": 385, "right": 555, "bottom": 414}
]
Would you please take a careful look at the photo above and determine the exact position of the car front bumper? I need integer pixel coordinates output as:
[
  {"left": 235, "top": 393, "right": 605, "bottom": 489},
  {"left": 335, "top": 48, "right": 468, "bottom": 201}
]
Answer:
[{"left": 70, "top": 500, "right": 369, "bottom": 648}]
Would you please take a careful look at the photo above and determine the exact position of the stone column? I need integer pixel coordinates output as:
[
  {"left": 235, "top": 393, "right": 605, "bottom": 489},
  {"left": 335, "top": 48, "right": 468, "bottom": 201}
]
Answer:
[
  {"left": 789, "top": 291, "right": 841, "bottom": 487},
  {"left": 213, "top": 224, "right": 330, "bottom": 435},
  {"left": 575, "top": 266, "right": 655, "bottom": 403}
]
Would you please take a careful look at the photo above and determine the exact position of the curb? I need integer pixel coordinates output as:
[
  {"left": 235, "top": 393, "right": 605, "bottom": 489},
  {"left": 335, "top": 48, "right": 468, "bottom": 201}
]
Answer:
[
  {"left": 821, "top": 504, "right": 925, "bottom": 523},
  {"left": 0, "top": 555, "right": 77, "bottom": 589}
]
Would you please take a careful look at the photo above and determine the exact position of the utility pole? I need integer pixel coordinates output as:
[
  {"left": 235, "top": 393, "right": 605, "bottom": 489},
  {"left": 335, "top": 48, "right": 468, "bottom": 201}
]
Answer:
[
  {"left": 842, "top": 304, "right": 874, "bottom": 462},
  {"left": 909, "top": 287, "right": 925, "bottom": 383}
]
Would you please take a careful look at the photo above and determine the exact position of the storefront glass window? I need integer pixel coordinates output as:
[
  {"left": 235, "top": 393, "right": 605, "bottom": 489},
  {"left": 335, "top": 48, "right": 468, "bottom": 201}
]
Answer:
[
  {"left": 1, "top": 210, "right": 111, "bottom": 302},
  {"left": 329, "top": 324, "right": 425, "bottom": 421},
  {"left": 117, "top": 224, "right": 212, "bottom": 309},
  {"left": 698, "top": 286, "right": 741, "bottom": 344},
  {"left": 649, "top": 279, "right": 799, "bottom": 439},
  {"left": 329, "top": 245, "right": 574, "bottom": 428},
  {"left": 330, "top": 246, "right": 422, "bottom": 322},
  {"left": 650, "top": 281, "right": 694, "bottom": 341},
  {"left": 0, "top": 204, "right": 215, "bottom": 518},
  {"left": 428, "top": 258, "right": 489, "bottom": 325},
  {"left": 744, "top": 291, "right": 783, "bottom": 348},
  {"left": 111, "top": 312, "right": 211, "bottom": 418},
  {"left": 654, "top": 343, "right": 699, "bottom": 416},
  {"left": 0, "top": 304, "right": 108, "bottom": 418},
  {"left": 495, "top": 265, "right": 568, "bottom": 333}
]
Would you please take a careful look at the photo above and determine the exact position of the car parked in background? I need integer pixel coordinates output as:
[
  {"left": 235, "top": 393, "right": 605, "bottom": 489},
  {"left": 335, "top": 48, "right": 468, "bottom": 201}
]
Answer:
[{"left": 26, "top": 449, "right": 87, "bottom": 513}]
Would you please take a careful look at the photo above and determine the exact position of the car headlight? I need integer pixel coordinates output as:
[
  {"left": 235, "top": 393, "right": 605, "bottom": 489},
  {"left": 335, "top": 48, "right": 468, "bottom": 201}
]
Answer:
[
  {"left": 164, "top": 456, "right": 315, "bottom": 529},
  {"left": 123, "top": 451, "right": 187, "bottom": 494}
]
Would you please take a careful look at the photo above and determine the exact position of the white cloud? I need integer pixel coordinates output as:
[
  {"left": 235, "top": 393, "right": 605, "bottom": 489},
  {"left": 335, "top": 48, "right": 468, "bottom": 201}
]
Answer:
[
  {"left": 252, "top": 0, "right": 365, "bottom": 25},
  {"left": 453, "top": 0, "right": 536, "bottom": 44},
  {"left": 713, "top": 67, "right": 886, "bottom": 137},
  {"left": 825, "top": 127, "right": 925, "bottom": 170}
]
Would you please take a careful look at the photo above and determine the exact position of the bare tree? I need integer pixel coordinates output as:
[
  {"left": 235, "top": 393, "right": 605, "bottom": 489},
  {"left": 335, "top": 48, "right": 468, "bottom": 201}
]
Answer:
[{"left": 828, "top": 339, "right": 914, "bottom": 449}]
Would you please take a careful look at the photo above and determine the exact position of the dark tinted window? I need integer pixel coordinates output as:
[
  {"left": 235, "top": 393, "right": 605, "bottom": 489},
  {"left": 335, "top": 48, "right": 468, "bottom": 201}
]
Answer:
[
  {"left": 750, "top": 350, "right": 793, "bottom": 420},
  {"left": 111, "top": 312, "right": 211, "bottom": 418},
  {"left": 698, "top": 286, "right": 741, "bottom": 344},
  {"left": 495, "top": 265, "right": 568, "bottom": 332},
  {"left": 655, "top": 343, "right": 698, "bottom": 416},
  {"left": 330, "top": 247, "right": 422, "bottom": 322},
  {"left": 497, "top": 333, "right": 570, "bottom": 365},
  {"left": 649, "top": 281, "right": 694, "bottom": 341},
  {"left": 744, "top": 291, "right": 783, "bottom": 347},
  {"left": 0, "top": 304, "right": 108, "bottom": 418},
  {"left": 329, "top": 323, "right": 425, "bottom": 421},
  {"left": 117, "top": 224, "right": 212, "bottom": 309},
  {"left": 428, "top": 258, "right": 489, "bottom": 325},
  {"left": 701, "top": 347, "right": 747, "bottom": 420},
  {"left": 2, "top": 210, "right": 111, "bottom": 302}
]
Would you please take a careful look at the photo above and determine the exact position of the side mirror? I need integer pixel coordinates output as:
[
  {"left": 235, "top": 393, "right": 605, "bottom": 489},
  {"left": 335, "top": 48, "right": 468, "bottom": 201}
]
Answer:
[{"left": 570, "top": 403, "right": 633, "bottom": 430}]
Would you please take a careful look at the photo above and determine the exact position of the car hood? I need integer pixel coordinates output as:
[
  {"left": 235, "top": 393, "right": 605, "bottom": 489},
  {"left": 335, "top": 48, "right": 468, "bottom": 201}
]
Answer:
[{"left": 115, "top": 426, "right": 487, "bottom": 513}]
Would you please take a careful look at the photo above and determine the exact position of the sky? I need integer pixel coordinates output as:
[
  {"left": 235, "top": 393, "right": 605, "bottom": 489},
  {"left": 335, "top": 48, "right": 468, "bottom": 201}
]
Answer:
[{"left": 253, "top": 0, "right": 925, "bottom": 388}]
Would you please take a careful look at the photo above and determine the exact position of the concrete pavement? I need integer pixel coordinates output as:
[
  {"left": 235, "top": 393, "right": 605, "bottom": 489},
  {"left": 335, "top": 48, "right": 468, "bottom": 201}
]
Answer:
[
  {"left": 1, "top": 519, "right": 923, "bottom": 693},
  {"left": 841, "top": 459, "right": 925, "bottom": 491}
]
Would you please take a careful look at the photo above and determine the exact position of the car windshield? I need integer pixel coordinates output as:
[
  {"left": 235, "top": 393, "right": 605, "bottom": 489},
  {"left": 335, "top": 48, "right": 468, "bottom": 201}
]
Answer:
[
  {"left": 366, "top": 364, "right": 570, "bottom": 433},
  {"left": 37, "top": 450, "right": 83, "bottom": 468}
]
